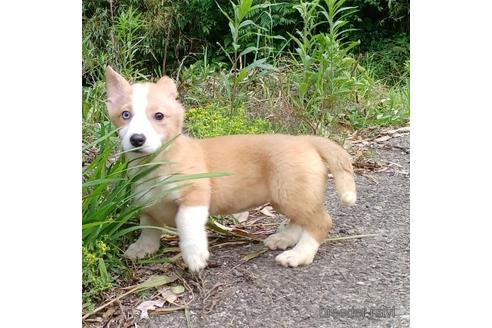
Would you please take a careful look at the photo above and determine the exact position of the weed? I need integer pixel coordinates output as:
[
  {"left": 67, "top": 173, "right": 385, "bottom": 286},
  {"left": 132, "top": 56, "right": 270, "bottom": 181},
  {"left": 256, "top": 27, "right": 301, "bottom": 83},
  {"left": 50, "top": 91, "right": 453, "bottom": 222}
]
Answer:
[
  {"left": 185, "top": 104, "right": 273, "bottom": 138},
  {"left": 345, "top": 59, "right": 409, "bottom": 128},
  {"left": 284, "top": 0, "right": 369, "bottom": 134},
  {"left": 216, "top": 0, "right": 279, "bottom": 111}
]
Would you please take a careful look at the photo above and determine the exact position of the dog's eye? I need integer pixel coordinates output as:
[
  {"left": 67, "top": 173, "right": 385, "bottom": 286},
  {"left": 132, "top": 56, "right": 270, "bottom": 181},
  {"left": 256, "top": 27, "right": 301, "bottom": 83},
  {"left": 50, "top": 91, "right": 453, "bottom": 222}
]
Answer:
[
  {"left": 154, "top": 112, "right": 165, "bottom": 121},
  {"left": 121, "top": 111, "right": 132, "bottom": 120}
]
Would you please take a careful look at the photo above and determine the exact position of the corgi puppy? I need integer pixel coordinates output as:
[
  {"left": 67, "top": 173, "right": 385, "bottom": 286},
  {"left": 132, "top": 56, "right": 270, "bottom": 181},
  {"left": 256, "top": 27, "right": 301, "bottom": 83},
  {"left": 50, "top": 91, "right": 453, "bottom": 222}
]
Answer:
[{"left": 104, "top": 66, "right": 357, "bottom": 272}]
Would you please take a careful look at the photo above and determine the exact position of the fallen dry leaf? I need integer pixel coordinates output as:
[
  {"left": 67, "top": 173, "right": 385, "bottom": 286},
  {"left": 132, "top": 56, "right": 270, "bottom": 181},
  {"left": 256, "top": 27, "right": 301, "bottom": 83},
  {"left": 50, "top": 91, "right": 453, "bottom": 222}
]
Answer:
[
  {"left": 102, "top": 305, "right": 118, "bottom": 320},
  {"left": 260, "top": 206, "right": 275, "bottom": 217},
  {"left": 171, "top": 285, "right": 185, "bottom": 295},
  {"left": 137, "top": 300, "right": 165, "bottom": 320},
  {"left": 232, "top": 211, "right": 249, "bottom": 222},
  {"left": 207, "top": 218, "right": 265, "bottom": 241},
  {"left": 159, "top": 287, "right": 178, "bottom": 304}
]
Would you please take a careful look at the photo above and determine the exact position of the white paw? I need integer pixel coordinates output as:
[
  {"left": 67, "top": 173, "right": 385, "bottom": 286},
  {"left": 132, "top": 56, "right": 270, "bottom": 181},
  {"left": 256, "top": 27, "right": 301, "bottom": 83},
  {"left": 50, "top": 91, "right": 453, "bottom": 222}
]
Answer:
[
  {"left": 264, "top": 232, "right": 298, "bottom": 250},
  {"left": 275, "top": 249, "right": 315, "bottom": 267},
  {"left": 181, "top": 244, "right": 210, "bottom": 272},
  {"left": 124, "top": 241, "right": 160, "bottom": 260}
]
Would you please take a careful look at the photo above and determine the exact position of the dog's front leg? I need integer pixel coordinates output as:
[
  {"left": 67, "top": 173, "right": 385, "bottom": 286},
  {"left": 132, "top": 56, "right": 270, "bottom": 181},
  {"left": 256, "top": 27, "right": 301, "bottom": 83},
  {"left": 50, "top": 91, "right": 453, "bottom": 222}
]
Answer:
[
  {"left": 124, "top": 214, "right": 161, "bottom": 259},
  {"left": 176, "top": 205, "right": 210, "bottom": 272}
]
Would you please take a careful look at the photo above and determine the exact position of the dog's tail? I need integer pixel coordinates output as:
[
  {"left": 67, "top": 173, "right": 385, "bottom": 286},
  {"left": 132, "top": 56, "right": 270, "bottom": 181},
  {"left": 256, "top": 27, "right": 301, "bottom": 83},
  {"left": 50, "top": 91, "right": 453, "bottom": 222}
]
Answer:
[{"left": 306, "top": 136, "right": 357, "bottom": 207}]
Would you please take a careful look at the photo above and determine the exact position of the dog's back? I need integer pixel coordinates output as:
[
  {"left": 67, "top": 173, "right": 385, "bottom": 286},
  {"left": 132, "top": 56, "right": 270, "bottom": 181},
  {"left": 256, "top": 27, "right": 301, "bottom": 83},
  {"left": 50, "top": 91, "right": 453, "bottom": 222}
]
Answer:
[{"left": 197, "top": 134, "right": 356, "bottom": 215}]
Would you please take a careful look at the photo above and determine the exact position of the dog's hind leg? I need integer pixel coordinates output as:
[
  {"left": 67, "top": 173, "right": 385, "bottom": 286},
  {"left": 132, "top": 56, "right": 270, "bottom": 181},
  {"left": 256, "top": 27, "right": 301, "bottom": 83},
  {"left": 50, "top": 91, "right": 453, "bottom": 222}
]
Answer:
[
  {"left": 274, "top": 208, "right": 332, "bottom": 267},
  {"left": 267, "top": 146, "right": 333, "bottom": 267},
  {"left": 264, "top": 222, "right": 303, "bottom": 250},
  {"left": 124, "top": 213, "right": 162, "bottom": 259}
]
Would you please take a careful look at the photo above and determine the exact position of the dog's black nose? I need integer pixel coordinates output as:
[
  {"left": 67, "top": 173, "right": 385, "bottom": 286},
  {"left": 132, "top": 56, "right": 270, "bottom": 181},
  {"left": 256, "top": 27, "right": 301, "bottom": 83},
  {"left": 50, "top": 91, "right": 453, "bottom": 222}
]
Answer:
[{"left": 130, "top": 134, "right": 146, "bottom": 147}]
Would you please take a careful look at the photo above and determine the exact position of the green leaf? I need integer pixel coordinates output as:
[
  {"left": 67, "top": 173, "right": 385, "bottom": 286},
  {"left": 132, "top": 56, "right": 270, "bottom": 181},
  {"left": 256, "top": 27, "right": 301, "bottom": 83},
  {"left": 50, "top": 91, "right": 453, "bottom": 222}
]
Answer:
[
  {"left": 271, "top": 35, "right": 287, "bottom": 41},
  {"left": 82, "top": 177, "right": 125, "bottom": 188},
  {"left": 98, "top": 258, "right": 110, "bottom": 284},
  {"left": 82, "top": 101, "right": 89, "bottom": 120},
  {"left": 239, "top": 46, "right": 257, "bottom": 57},
  {"left": 112, "top": 225, "right": 177, "bottom": 240},
  {"left": 82, "top": 126, "right": 119, "bottom": 152},
  {"left": 235, "top": 69, "right": 249, "bottom": 83},
  {"left": 238, "top": 0, "right": 253, "bottom": 21},
  {"left": 216, "top": 1, "right": 232, "bottom": 22},
  {"left": 138, "top": 275, "right": 178, "bottom": 290},
  {"left": 244, "top": 58, "right": 274, "bottom": 71},
  {"left": 228, "top": 21, "right": 237, "bottom": 38},
  {"left": 299, "top": 82, "right": 309, "bottom": 96},
  {"left": 238, "top": 19, "right": 255, "bottom": 30}
]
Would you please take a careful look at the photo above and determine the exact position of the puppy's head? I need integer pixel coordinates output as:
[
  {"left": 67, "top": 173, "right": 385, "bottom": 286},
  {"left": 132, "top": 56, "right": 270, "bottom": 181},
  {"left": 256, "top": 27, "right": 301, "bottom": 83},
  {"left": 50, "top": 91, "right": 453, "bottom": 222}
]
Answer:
[{"left": 104, "top": 66, "right": 184, "bottom": 154}]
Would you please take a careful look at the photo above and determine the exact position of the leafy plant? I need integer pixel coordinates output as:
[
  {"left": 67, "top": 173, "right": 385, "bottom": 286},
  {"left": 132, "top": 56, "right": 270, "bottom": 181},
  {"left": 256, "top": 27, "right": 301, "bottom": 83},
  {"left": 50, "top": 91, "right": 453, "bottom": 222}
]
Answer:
[
  {"left": 287, "top": 0, "right": 370, "bottom": 134},
  {"left": 346, "top": 59, "right": 409, "bottom": 128},
  {"left": 83, "top": 4, "right": 152, "bottom": 84},
  {"left": 82, "top": 240, "right": 120, "bottom": 307},
  {"left": 185, "top": 104, "right": 273, "bottom": 138},
  {"left": 216, "top": 0, "right": 278, "bottom": 111},
  {"left": 82, "top": 0, "right": 236, "bottom": 84}
]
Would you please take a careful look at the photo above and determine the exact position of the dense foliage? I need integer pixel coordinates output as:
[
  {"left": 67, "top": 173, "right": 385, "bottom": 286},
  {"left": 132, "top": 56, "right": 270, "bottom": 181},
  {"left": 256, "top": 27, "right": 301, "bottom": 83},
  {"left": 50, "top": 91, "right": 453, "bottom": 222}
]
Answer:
[{"left": 83, "top": 0, "right": 409, "bottom": 83}]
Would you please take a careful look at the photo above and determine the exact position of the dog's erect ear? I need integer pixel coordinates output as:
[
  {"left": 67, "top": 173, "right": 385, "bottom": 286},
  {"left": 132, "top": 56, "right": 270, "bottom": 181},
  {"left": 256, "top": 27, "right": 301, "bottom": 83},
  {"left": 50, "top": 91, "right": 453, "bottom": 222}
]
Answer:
[
  {"left": 105, "top": 66, "right": 131, "bottom": 106},
  {"left": 156, "top": 76, "right": 178, "bottom": 99}
]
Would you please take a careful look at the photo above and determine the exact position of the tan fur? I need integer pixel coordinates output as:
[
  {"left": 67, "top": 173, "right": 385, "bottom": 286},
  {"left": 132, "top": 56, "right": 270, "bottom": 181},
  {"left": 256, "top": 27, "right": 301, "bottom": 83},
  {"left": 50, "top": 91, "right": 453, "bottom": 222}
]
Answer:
[{"left": 105, "top": 66, "right": 357, "bottom": 266}]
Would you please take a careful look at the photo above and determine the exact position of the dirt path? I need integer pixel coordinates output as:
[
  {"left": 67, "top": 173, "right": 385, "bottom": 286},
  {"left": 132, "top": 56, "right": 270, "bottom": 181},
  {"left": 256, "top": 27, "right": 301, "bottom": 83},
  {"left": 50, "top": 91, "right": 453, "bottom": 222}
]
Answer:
[{"left": 141, "top": 134, "right": 410, "bottom": 328}]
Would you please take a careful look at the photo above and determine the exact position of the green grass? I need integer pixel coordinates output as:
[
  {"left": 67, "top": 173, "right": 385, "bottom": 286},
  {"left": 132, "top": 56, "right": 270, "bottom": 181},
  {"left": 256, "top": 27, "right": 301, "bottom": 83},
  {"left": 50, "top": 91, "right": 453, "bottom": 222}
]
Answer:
[{"left": 82, "top": 123, "right": 132, "bottom": 307}]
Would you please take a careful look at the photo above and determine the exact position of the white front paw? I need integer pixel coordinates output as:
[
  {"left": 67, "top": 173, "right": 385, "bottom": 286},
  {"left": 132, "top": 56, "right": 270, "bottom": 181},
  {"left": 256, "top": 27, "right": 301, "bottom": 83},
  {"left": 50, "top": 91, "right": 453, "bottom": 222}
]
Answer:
[
  {"left": 181, "top": 243, "right": 210, "bottom": 272},
  {"left": 124, "top": 241, "right": 160, "bottom": 260}
]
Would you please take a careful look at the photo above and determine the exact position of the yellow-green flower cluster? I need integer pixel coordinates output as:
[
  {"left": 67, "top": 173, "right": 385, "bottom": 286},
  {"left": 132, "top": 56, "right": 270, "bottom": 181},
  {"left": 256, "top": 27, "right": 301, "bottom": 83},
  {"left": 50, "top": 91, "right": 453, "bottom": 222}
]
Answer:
[{"left": 185, "top": 104, "right": 272, "bottom": 138}]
